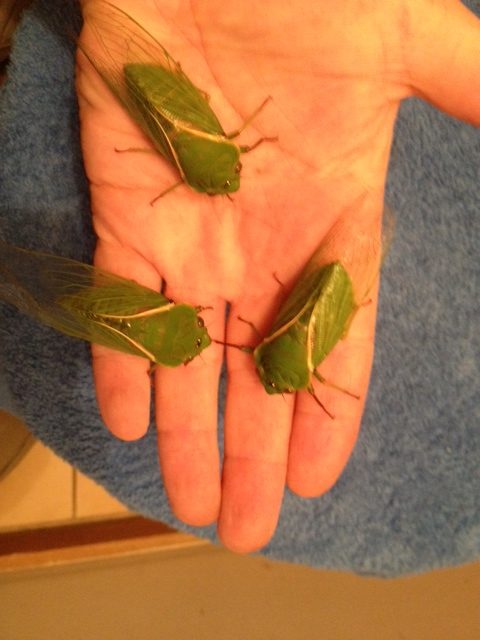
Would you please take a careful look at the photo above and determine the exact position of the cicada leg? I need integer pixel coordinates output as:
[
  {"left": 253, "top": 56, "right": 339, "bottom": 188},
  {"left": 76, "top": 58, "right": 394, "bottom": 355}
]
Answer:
[
  {"left": 313, "top": 370, "right": 360, "bottom": 400},
  {"left": 213, "top": 338, "right": 253, "bottom": 354},
  {"left": 272, "top": 272, "right": 285, "bottom": 288},
  {"left": 237, "top": 315, "right": 263, "bottom": 340},
  {"left": 148, "top": 362, "right": 157, "bottom": 386},
  {"left": 150, "top": 180, "right": 184, "bottom": 205},
  {"left": 114, "top": 147, "right": 156, "bottom": 154},
  {"left": 227, "top": 96, "right": 277, "bottom": 152},
  {"left": 307, "top": 385, "right": 335, "bottom": 419},
  {"left": 239, "top": 136, "right": 278, "bottom": 154}
]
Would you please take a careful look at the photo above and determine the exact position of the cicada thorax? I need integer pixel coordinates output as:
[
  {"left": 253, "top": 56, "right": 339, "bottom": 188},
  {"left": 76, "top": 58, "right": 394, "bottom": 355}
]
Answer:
[
  {"left": 141, "top": 303, "right": 211, "bottom": 366},
  {"left": 167, "top": 129, "right": 242, "bottom": 194}
]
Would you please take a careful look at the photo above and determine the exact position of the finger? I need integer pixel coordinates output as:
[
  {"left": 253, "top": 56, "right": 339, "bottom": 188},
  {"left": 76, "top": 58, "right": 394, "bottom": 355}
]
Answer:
[
  {"left": 93, "top": 347, "right": 152, "bottom": 440},
  {"left": 406, "top": 0, "right": 480, "bottom": 123},
  {"left": 217, "top": 302, "right": 295, "bottom": 553},
  {"left": 287, "top": 286, "right": 379, "bottom": 496},
  {"left": 154, "top": 289, "right": 225, "bottom": 528},
  {"left": 92, "top": 241, "right": 162, "bottom": 440}
]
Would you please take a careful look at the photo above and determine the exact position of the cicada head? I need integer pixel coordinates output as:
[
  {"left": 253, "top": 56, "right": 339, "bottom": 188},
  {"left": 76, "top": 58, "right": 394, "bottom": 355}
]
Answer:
[{"left": 253, "top": 332, "right": 310, "bottom": 395}]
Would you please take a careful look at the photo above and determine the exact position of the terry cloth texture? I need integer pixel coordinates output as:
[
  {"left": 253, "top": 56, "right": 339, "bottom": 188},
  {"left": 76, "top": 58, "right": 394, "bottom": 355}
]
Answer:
[{"left": 0, "top": 0, "right": 479, "bottom": 576}]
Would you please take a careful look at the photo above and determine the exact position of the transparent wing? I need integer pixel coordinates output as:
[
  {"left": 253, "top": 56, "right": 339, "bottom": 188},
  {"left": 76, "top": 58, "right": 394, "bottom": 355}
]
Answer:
[
  {"left": 302, "top": 205, "right": 395, "bottom": 304},
  {"left": 0, "top": 241, "right": 170, "bottom": 358},
  {"left": 270, "top": 206, "right": 394, "bottom": 335},
  {"left": 80, "top": 1, "right": 225, "bottom": 141}
]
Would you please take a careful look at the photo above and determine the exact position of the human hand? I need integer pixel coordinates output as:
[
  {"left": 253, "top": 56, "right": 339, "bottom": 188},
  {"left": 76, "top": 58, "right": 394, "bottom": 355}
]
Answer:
[{"left": 76, "top": 0, "right": 480, "bottom": 551}]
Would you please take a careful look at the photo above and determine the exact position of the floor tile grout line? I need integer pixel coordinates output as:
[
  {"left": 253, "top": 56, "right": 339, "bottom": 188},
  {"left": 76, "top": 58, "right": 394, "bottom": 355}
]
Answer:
[{"left": 72, "top": 467, "right": 77, "bottom": 520}]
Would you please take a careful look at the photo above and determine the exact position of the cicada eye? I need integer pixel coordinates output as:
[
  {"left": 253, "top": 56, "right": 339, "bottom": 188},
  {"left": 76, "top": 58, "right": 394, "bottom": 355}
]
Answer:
[
  {"left": 196, "top": 337, "right": 202, "bottom": 347},
  {"left": 197, "top": 317, "right": 205, "bottom": 328},
  {"left": 235, "top": 162, "right": 243, "bottom": 174},
  {"left": 268, "top": 380, "right": 276, "bottom": 389}
]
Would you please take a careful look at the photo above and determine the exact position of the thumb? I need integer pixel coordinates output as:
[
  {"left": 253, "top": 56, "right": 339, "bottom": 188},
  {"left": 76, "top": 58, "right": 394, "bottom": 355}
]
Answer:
[{"left": 405, "top": 0, "right": 480, "bottom": 124}]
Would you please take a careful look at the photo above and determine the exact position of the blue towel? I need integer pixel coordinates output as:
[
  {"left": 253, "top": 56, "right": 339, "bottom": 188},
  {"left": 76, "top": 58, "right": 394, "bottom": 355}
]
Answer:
[{"left": 0, "top": 0, "right": 478, "bottom": 576}]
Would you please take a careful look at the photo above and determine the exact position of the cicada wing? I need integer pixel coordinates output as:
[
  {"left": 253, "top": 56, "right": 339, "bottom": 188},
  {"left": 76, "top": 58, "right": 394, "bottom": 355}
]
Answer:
[
  {"left": 80, "top": 1, "right": 225, "bottom": 138},
  {"left": 309, "top": 263, "right": 355, "bottom": 366},
  {"left": 0, "top": 259, "right": 44, "bottom": 320},
  {"left": 58, "top": 275, "right": 170, "bottom": 318},
  {"left": 270, "top": 266, "right": 333, "bottom": 334},
  {"left": 304, "top": 207, "right": 395, "bottom": 305},
  {"left": 0, "top": 254, "right": 110, "bottom": 346},
  {"left": 0, "top": 242, "right": 169, "bottom": 358}
]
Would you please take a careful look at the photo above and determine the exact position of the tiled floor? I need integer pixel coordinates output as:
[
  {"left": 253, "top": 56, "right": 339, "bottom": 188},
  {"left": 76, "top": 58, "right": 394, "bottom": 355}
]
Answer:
[
  {"left": 1, "top": 537, "right": 479, "bottom": 639},
  {"left": 1, "top": 412, "right": 479, "bottom": 639},
  {"left": 0, "top": 413, "right": 129, "bottom": 531}
]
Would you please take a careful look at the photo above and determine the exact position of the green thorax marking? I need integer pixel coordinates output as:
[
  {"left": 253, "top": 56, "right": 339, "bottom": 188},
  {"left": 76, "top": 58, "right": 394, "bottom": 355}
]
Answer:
[{"left": 170, "top": 130, "right": 241, "bottom": 194}]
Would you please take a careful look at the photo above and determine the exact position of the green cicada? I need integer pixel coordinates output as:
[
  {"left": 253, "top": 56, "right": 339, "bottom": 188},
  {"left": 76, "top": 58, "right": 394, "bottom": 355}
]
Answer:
[
  {"left": 234, "top": 213, "right": 392, "bottom": 417},
  {"left": 79, "top": 1, "right": 274, "bottom": 199},
  {"left": 0, "top": 241, "right": 211, "bottom": 366},
  {"left": 249, "top": 261, "right": 357, "bottom": 418}
]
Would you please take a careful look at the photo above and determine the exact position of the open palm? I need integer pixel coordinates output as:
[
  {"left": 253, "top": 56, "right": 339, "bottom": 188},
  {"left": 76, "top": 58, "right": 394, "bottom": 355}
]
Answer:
[{"left": 76, "top": 0, "right": 480, "bottom": 551}]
